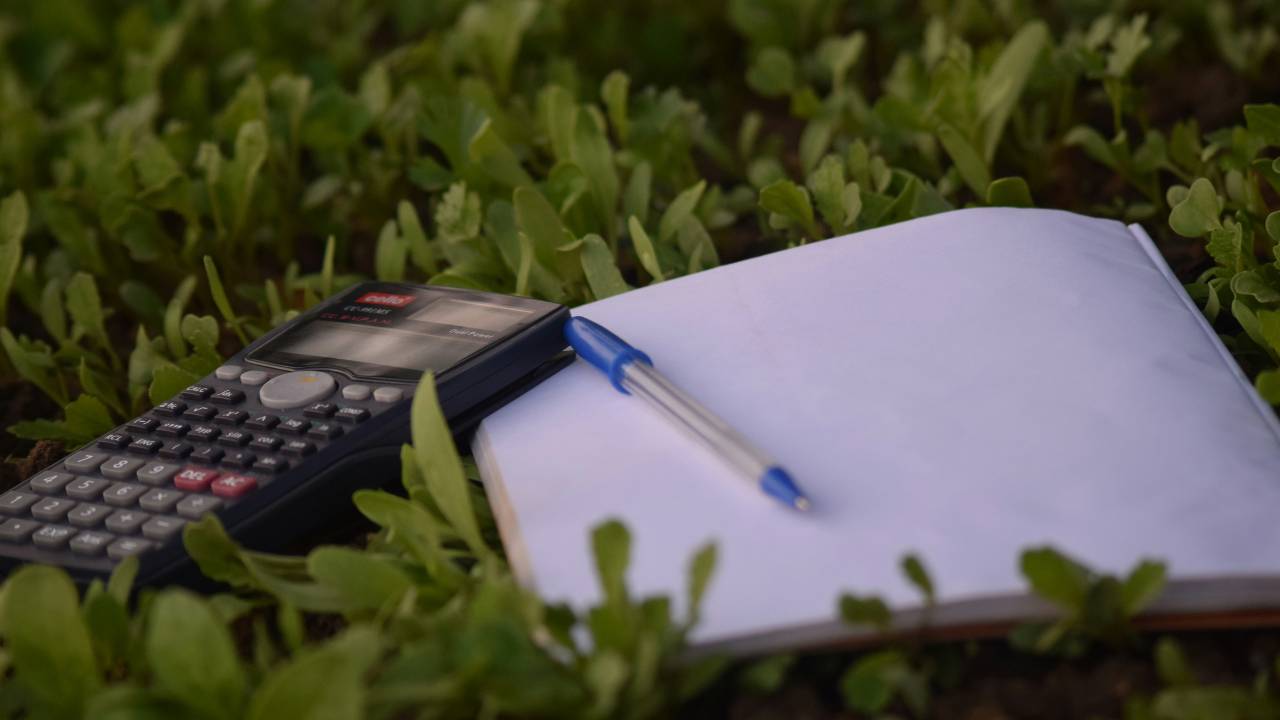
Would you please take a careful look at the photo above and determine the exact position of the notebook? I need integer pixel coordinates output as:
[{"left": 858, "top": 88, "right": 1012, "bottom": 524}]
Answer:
[{"left": 473, "top": 208, "right": 1280, "bottom": 655}]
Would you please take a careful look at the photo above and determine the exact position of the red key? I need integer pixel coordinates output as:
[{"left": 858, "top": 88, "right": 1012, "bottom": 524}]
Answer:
[
  {"left": 211, "top": 474, "right": 257, "bottom": 498},
  {"left": 174, "top": 467, "right": 219, "bottom": 491}
]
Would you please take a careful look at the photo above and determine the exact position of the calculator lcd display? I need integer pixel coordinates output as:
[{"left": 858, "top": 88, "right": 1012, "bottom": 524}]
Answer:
[
  {"left": 409, "top": 299, "right": 531, "bottom": 331},
  {"left": 265, "top": 321, "right": 477, "bottom": 374}
]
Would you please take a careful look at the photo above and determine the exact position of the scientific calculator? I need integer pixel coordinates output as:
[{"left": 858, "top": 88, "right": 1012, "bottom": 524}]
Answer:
[{"left": 0, "top": 282, "right": 570, "bottom": 585}]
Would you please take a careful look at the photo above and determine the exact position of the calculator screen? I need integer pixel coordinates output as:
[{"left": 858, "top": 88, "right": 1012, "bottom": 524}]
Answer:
[{"left": 247, "top": 285, "right": 550, "bottom": 381}]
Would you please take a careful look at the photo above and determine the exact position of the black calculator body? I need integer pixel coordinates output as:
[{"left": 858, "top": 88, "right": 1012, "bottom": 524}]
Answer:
[{"left": 0, "top": 282, "right": 570, "bottom": 585}]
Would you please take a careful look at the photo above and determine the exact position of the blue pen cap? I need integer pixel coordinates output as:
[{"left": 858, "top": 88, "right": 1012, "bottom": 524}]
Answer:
[{"left": 564, "top": 316, "right": 652, "bottom": 393}]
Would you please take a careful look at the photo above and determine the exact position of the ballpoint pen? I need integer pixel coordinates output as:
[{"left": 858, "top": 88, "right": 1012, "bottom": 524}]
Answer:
[{"left": 564, "top": 315, "right": 811, "bottom": 511}]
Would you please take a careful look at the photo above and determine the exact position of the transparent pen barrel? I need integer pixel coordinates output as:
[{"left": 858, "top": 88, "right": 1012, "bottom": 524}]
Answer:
[{"left": 621, "top": 363, "right": 774, "bottom": 481}]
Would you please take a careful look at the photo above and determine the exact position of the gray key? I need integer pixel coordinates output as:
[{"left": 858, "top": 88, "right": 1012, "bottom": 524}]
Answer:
[
  {"left": 342, "top": 384, "right": 371, "bottom": 401},
  {"left": 106, "top": 537, "right": 152, "bottom": 560},
  {"left": 103, "top": 483, "right": 148, "bottom": 507},
  {"left": 139, "top": 489, "right": 182, "bottom": 513},
  {"left": 69, "top": 531, "right": 113, "bottom": 555},
  {"left": 373, "top": 386, "right": 404, "bottom": 403},
  {"left": 258, "top": 370, "right": 336, "bottom": 409},
  {"left": 100, "top": 456, "right": 146, "bottom": 480},
  {"left": 65, "top": 477, "right": 110, "bottom": 500},
  {"left": 137, "top": 462, "right": 182, "bottom": 486},
  {"left": 32, "top": 525, "right": 75, "bottom": 549},
  {"left": 31, "top": 497, "right": 75, "bottom": 522},
  {"left": 141, "top": 516, "right": 186, "bottom": 541},
  {"left": 105, "top": 510, "right": 149, "bottom": 534},
  {"left": 64, "top": 451, "right": 110, "bottom": 474},
  {"left": 28, "top": 471, "right": 73, "bottom": 493},
  {"left": 67, "top": 503, "right": 111, "bottom": 527},
  {"left": 239, "top": 369, "right": 270, "bottom": 385},
  {"left": 0, "top": 519, "right": 39, "bottom": 542},
  {"left": 214, "top": 364, "right": 243, "bottom": 380},
  {"left": 0, "top": 491, "right": 38, "bottom": 515},
  {"left": 176, "top": 495, "right": 222, "bottom": 518}
]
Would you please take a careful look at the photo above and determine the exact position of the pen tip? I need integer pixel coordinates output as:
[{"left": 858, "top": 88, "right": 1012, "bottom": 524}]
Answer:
[{"left": 793, "top": 496, "right": 811, "bottom": 512}]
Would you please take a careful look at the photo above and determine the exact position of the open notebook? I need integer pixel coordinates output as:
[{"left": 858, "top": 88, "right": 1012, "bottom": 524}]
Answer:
[{"left": 473, "top": 208, "right": 1280, "bottom": 655}]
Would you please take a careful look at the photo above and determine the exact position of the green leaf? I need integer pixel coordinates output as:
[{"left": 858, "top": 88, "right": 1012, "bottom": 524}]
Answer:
[
  {"left": 739, "top": 654, "right": 795, "bottom": 693},
  {"left": 229, "top": 120, "right": 268, "bottom": 234},
  {"left": 204, "top": 255, "right": 247, "bottom": 344},
  {"left": 1, "top": 565, "right": 100, "bottom": 717},
  {"left": 580, "top": 234, "right": 629, "bottom": 300},
  {"left": 1206, "top": 222, "right": 1248, "bottom": 274},
  {"left": 307, "top": 547, "right": 413, "bottom": 612},
  {"left": 321, "top": 235, "right": 336, "bottom": 298},
  {"left": 987, "top": 177, "right": 1034, "bottom": 208},
  {"left": 807, "top": 155, "right": 847, "bottom": 232},
  {"left": 1154, "top": 637, "right": 1196, "bottom": 687},
  {"left": 936, "top": 123, "right": 991, "bottom": 196},
  {"left": 838, "top": 593, "right": 892, "bottom": 631},
  {"left": 759, "top": 180, "right": 820, "bottom": 237},
  {"left": 1266, "top": 211, "right": 1280, "bottom": 245},
  {"left": 66, "top": 272, "right": 109, "bottom": 349},
  {"left": 1, "top": 329, "right": 67, "bottom": 404},
  {"left": 1121, "top": 560, "right": 1166, "bottom": 615},
  {"left": 456, "top": 0, "right": 539, "bottom": 94},
  {"left": 146, "top": 590, "right": 246, "bottom": 719},
  {"left": 571, "top": 108, "right": 620, "bottom": 235},
  {"left": 301, "top": 88, "right": 371, "bottom": 150},
  {"left": 149, "top": 364, "right": 201, "bottom": 405},
  {"left": 746, "top": 47, "right": 796, "bottom": 97},
  {"left": 246, "top": 627, "right": 380, "bottom": 720},
  {"left": 592, "top": 519, "right": 631, "bottom": 607},
  {"left": 1168, "top": 178, "right": 1223, "bottom": 238},
  {"left": 469, "top": 118, "right": 534, "bottom": 188},
  {"left": 659, "top": 180, "right": 706, "bottom": 246},
  {"left": 400, "top": 201, "right": 437, "bottom": 275},
  {"left": 601, "top": 70, "right": 630, "bottom": 144},
  {"left": 411, "top": 372, "right": 487, "bottom": 554},
  {"left": 687, "top": 542, "right": 717, "bottom": 622},
  {"left": 515, "top": 186, "right": 570, "bottom": 271},
  {"left": 623, "top": 161, "right": 652, "bottom": 228},
  {"left": 374, "top": 220, "right": 407, "bottom": 282},
  {"left": 1106, "top": 15, "right": 1152, "bottom": 77},
  {"left": 900, "top": 553, "right": 936, "bottom": 604},
  {"left": 9, "top": 394, "right": 114, "bottom": 445},
  {"left": 0, "top": 190, "right": 28, "bottom": 327},
  {"left": 977, "top": 21, "right": 1049, "bottom": 161},
  {"left": 1255, "top": 369, "right": 1280, "bottom": 404},
  {"left": 1019, "top": 546, "right": 1092, "bottom": 611},
  {"left": 628, "top": 216, "right": 664, "bottom": 282},
  {"left": 1245, "top": 104, "right": 1280, "bottom": 147}
]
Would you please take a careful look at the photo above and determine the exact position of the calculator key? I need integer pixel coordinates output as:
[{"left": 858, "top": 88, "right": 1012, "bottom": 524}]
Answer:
[
  {"left": 68, "top": 503, "right": 111, "bottom": 527},
  {"left": 0, "top": 519, "right": 38, "bottom": 542},
  {"left": 259, "top": 370, "right": 336, "bottom": 409},
  {"left": 107, "top": 537, "right": 152, "bottom": 559},
  {"left": 33, "top": 525, "right": 76, "bottom": 549},
  {"left": 211, "top": 389, "right": 245, "bottom": 405},
  {"left": 154, "top": 400, "right": 187, "bottom": 416},
  {"left": 98, "top": 432, "right": 131, "bottom": 450},
  {"left": 156, "top": 421, "right": 190, "bottom": 437},
  {"left": 139, "top": 489, "right": 182, "bottom": 513},
  {"left": 240, "top": 369, "right": 271, "bottom": 385},
  {"left": 103, "top": 483, "right": 148, "bottom": 507},
  {"left": 65, "top": 451, "right": 110, "bottom": 474},
  {"left": 137, "top": 462, "right": 182, "bottom": 485},
  {"left": 342, "top": 384, "right": 371, "bottom": 401},
  {"left": 222, "top": 450, "right": 257, "bottom": 469},
  {"left": 214, "top": 409, "right": 249, "bottom": 426},
  {"left": 246, "top": 414, "right": 280, "bottom": 430},
  {"left": 101, "top": 456, "right": 146, "bottom": 480},
  {"left": 66, "top": 477, "right": 110, "bottom": 500},
  {"left": 159, "top": 442, "right": 195, "bottom": 460},
  {"left": 31, "top": 497, "right": 75, "bottom": 522},
  {"left": 373, "top": 387, "right": 404, "bottom": 403},
  {"left": 174, "top": 467, "right": 219, "bottom": 492},
  {"left": 0, "top": 491, "right": 38, "bottom": 515},
  {"left": 306, "top": 422, "right": 344, "bottom": 441},
  {"left": 216, "top": 430, "right": 251, "bottom": 447},
  {"left": 184, "top": 405, "right": 217, "bottom": 421},
  {"left": 211, "top": 474, "right": 257, "bottom": 498},
  {"left": 128, "top": 438, "right": 163, "bottom": 455},
  {"left": 304, "top": 402, "right": 338, "bottom": 418},
  {"left": 141, "top": 516, "right": 186, "bottom": 541},
  {"left": 249, "top": 435, "right": 283, "bottom": 452},
  {"left": 28, "top": 471, "right": 73, "bottom": 493},
  {"left": 278, "top": 418, "right": 310, "bottom": 435},
  {"left": 190, "top": 447, "right": 225, "bottom": 464},
  {"left": 70, "top": 531, "right": 113, "bottom": 555},
  {"left": 281, "top": 440, "right": 315, "bottom": 458},
  {"left": 105, "top": 510, "right": 149, "bottom": 534},
  {"left": 126, "top": 417, "right": 160, "bottom": 433},
  {"left": 253, "top": 456, "right": 289, "bottom": 474},
  {"left": 335, "top": 407, "right": 370, "bottom": 424},
  {"left": 187, "top": 425, "right": 220, "bottom": 442},
  {"left": 176, "top": 495, "right": 222, "bottom": 518},
  {"left": 181, "top": 385, "right": 214, "bottom": 401},
  {"left": 214, "top": 364, "right": 243, "bottom": 380}
]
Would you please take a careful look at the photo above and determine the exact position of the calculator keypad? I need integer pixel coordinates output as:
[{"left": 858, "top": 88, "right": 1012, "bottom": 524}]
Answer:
[{"left": 3, "top": 367, "right": 407, "bottom": 571}]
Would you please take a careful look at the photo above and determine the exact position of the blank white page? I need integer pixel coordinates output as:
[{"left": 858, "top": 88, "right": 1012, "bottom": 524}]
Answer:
[{"left": 476, "top": 208, "right": 1280, "bottom": 649}]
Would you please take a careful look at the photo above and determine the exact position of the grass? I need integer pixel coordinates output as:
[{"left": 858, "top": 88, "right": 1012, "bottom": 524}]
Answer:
[{"left": 2, "top": 0, "right": 1280, "bottom": 717}]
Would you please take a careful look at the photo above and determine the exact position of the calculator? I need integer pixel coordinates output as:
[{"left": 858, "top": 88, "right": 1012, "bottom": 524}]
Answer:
[{"left": 0, "top": 282, "right": 570, "bottom": 585}]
